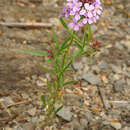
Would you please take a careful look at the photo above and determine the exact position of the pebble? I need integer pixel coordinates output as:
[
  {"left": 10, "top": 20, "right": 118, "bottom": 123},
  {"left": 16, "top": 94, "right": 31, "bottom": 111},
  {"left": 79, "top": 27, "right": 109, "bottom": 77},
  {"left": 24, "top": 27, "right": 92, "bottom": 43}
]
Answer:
[
  {"left": 36, "top": 80, "right": 45, "bottom": 87},
  {"left": 56, "top": 105, "right": 73, "bottom": 121},
  {"left": 21, "top": 93, "right": 29, "bottom": 99},
  {"left": 110, "top": 122, "right": 122, "bottom": 130},
  {"left": 72, "top": 62, "right": 81, "bottom": 71},
  {"left": 1, "top": 97, "right": 14, "bottom": 107},
  {"left": 27, "top": 108, "right": 37, "bottom": 116},
  {"left": 110, "top": 64, "right": 122, "bottom": 74},
  {"left": 126, "top": 78, "right": 130, "bottom": 86},
  {"left": 84, "top": 111, "right": 94, "bottom": 122},
  {"left": 80, "top": 118, "right": 88, "bottom": 128},
  {"left": 98, "top": 62, "right": 108, "bottom": 70},
  {"left": 115, "top": 41, "right": 124, "bottom": 50},
  {"left": 82, "top": 72, "right": 101, "bottom": 85},
  {"left": 123, "top": 127, "right": 130, "bottom": 130},
  {"left": 22, "top": 123, "right": 36, "bottom": 130},
  {"left": 114, "top": 80, "right": 125, "bottom": 92}
]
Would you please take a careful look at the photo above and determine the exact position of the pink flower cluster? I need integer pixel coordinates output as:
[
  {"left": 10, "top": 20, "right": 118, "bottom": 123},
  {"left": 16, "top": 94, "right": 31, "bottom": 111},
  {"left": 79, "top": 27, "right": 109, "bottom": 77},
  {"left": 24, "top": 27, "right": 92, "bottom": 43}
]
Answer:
[{"left": 60, "top": 0, "right": 102, "bottom": 31}]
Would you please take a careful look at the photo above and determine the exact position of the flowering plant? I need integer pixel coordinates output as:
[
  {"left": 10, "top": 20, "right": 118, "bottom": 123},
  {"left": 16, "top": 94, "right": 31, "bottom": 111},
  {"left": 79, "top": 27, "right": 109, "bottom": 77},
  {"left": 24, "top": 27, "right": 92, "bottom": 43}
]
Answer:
[{"left": 24, "top": 0, "right": 103, "bottom": 127}]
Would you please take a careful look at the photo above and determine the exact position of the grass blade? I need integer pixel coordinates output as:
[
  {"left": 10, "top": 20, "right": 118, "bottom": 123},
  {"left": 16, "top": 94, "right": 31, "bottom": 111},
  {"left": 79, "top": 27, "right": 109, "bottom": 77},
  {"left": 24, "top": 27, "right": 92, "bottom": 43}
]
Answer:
[{"left": 24, "top": 50, "right": 48, "bottom": 56}]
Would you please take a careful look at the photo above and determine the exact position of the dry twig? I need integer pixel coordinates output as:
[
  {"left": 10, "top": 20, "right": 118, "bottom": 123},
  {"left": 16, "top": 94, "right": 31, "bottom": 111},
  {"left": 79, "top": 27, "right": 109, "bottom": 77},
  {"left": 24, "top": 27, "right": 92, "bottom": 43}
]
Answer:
[{"left": 0, "top": 22, "right": 53, "bottom": 28}]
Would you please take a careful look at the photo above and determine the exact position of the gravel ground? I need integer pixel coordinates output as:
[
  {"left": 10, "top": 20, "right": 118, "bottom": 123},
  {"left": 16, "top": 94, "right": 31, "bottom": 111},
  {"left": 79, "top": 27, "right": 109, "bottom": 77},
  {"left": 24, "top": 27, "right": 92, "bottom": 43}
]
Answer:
[{"left": 0, "top": 0, "right": 130, "bottom": 130}]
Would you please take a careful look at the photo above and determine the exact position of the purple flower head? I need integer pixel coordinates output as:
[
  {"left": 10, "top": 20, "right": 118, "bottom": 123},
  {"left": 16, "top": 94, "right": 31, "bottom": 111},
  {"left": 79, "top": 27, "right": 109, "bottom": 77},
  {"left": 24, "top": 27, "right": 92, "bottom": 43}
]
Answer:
[{"left": 60, "top": 0, "right": 102, "bottom": 31}]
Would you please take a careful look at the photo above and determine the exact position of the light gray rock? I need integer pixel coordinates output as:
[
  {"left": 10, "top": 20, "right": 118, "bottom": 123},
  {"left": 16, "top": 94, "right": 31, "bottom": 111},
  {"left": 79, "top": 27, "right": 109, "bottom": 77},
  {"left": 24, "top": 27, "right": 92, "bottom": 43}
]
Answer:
[
  {"left": 84, "top": 112, "right": 94, "bottom": 122},
  {"left": 126, "top": 79, "right": 130, "bottom": 86},
  {"left": 82, "top": 72, "right": 101, "bottom": 85},
  {"left": 110, "top": 122, "right": 122, "bottom": 130},
  {"left": 27, "top": 108, "right": 37, "bottom": 116},
  {"left": 1, "top": 97, "right": 14, "bottom": 107},
  {"left": 21, "top": 93, "right": 29, "bottom": 99},
  {"left": 80, "top": 118, "right": 88, "bottom": 128},
  {"left": 123, "top": 127, "right": 130, "bottom": 130},
  {"left": 98, "top": 61, "right": 108, "bottom": 69},
  {"left": 115, "top": 42, "right": 124, "bottom": 50},
  {"left": 56, "top": 105, "right": 73, "bottom": 121},
  {"left": 72, "top": 62, "right": 81, "bottom": 71},
  {"left": 114, "top": 80, "right": 125, "bottom": 92},
  {"left": 110, "top": 64, "right": 122, "bottom": 74},
  {"left": 22, "top": 123, "right": 36, "bottom": 130}
]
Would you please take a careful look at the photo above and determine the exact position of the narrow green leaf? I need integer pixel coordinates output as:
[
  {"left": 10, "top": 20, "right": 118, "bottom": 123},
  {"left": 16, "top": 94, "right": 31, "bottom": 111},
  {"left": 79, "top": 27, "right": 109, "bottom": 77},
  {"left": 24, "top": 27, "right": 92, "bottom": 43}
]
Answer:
[
  {"left": 63, "top": 60, "right": 72, "bottom": 72},
  {"left": 24, "top": 50, "right": 48, "bottom": 56},
  {"left": 82, "top": 31, "right": 87, "bottom": 47},
  {"left": 73, "top": 50, "right": 82, "bottom": 57},
  {"left": 39, "top": 62, "right": 55, "bottom": 75},
  {"left": 41, "top": 95, "right": 46, "bottom": 107},
  {"left": 75, "top": 41, "right": 83, "bottom": 50},
  {"left": 59, "top": 73, "right": 64, "bottom": 86},
  {"left": 61, "top": 37, "right": 71, "bottom": 49},
  {"left": 47, "top": 80, "right": 52, "bottom": 92},
  {"left": 63, "top": 80, "right": 77, "bottom": 86},
  {"left": 59, "top": 17, "right": 68, "bottom": 30},
  {"left": 55, "top": 105, "right": 63, "bottom": 114},
  {"left": 52, "top": 30, "right": 59, "bottom": 49},
  {"left": 88, "top": 24, "right": 92, "bottom": 43}
]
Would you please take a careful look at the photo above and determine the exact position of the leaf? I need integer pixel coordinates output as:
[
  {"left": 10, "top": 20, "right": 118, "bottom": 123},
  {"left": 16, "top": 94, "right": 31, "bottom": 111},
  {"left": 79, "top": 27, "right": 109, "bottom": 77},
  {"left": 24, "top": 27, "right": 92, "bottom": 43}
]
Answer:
[
  {"left": 63, "top": 60, "right": 72, "bottom": 72},
  {"left": 52, "top": 30, "right": 59, "bottom": 49},
  {"left": 88, "top": 24, "right": 92, "bottom": 43},
  {"left": 59, "top": 17, "right": 68, "bottom": 30},
  {"left": 60, "top": 37, "right": 71, "bottom": 50},
  {"left": 82, "top": 31, "right": 86, "bottom": 47},
  {"left": 24, "top": 50, "right": 48, "bottom": 56},
  {"left": 41, "top": 95, "right": 46, "bottom": 107},
  {"left": 55, "top": 105, "right": 63, "bottom": 115},
  {"left": 39, "top": 62, "right": 56, "bottom": 75},
  {"left": 63, "top": 80, "right": 77, "bottom": 86},
  {"left": 75, "top": 41, "right": 83, "bottom": 50},
  {"left": 59, "top": 73, "right": 64, "bottom": 86}
]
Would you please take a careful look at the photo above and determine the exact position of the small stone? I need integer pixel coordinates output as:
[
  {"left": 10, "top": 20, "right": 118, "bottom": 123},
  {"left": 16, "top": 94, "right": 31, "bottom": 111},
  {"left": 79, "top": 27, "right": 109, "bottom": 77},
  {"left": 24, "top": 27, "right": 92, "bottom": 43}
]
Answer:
[
  {"left": 31, "top": 75, "right": 37, "bottom": 80},
  {"left": 82, "top": 72, "right": 101, "bottom": 85},
  {"left": 114, "top": 80, "right": 125, "bottom": 92},
  {"left": 21, "top": 93, "right": 29, "bottom": 99},
  {"left": 115, "top": 42, "right": 124, "bottom": 50},
  {"left": 110, "top": 64, "right": 122, "bottom": 74},
  {"left": 84, "top": 65, "right": 89, "bottom": 72},
  {"left": 123, "top": 127, "right": 130, "bottom": 130},
  {"left": 27, "top": 108, "right": 37, "bottom": 116},
  {"left": 110, "top": 122, "right": 122, "bottom": 130},
  {"left": 72, "top": 62, "right": 81, "bottom": 71},
  {"left": 36, "top": 80, "right": 45, "bottom": 87},
  {"left": 71, "top": 119, "right": 82, "bottom": 130},
  {"left": 49, "top": 18, "right": 60, "bottom": 26},
  {"left": 56, "top": 105, "right": 72, "bottom": 121},
  {"left": 98, "top": 61, "right": 108, "bottom": 69},
  {"left": 1, "top": 97, "right": 14, "bottom": 107},
  {"left": 126, "top": 78, "right": 130, "bottom": 86},
  {"left": 84, "top": 111, "right": 93, "bottom": 122},
  {"left": 80, "top": 118, "right": 88, "bottom": 128},
  {"left": 31, "top": 117, "right": 39, "bottom": 123},
  {"left": 91, "top": 65, "right": 100, "bottom": 73},
  {"left": 23, "top": 123, "right": 36, "bottom": 130}
]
